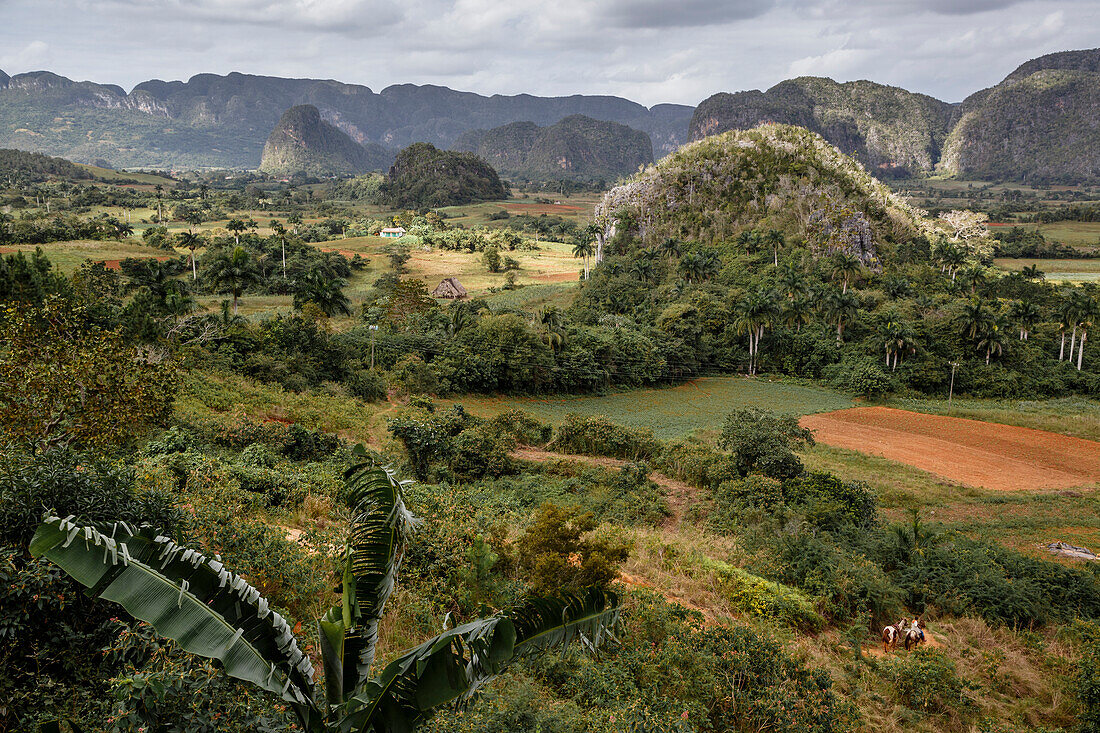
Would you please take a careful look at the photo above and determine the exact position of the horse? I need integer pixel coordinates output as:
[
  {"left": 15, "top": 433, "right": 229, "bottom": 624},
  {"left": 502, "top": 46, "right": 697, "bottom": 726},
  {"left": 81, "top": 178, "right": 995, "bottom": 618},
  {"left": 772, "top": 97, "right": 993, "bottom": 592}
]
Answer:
[
  {"left": 903, "top": 617, "right": 926, "bottom": 651},
  {"left": 881, "top": 618, "right": 908, "bottom": 653}
]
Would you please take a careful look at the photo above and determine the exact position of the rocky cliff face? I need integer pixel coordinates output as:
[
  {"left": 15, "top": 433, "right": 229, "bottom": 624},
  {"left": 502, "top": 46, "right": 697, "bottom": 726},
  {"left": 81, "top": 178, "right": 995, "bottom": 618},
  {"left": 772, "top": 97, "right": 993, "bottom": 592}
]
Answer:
[
  {"left": 939, "top": 50, "right": 1100, "bottom": 182},
  {"left": 452, "top": 115, "right": 653, "bottom": 182},
  {"left": 690, "top": 78, "right": 955, "bottom": 177},
  {"left": 258, "top": 105, "right": 391, "bottom": 177}
]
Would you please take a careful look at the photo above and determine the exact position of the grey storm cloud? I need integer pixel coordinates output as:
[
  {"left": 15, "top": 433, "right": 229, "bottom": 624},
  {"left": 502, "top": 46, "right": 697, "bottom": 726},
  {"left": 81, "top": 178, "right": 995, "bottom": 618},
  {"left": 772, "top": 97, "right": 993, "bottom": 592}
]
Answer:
[{"left": 1, "top": 0, "right": 1097, "bottom": 106}]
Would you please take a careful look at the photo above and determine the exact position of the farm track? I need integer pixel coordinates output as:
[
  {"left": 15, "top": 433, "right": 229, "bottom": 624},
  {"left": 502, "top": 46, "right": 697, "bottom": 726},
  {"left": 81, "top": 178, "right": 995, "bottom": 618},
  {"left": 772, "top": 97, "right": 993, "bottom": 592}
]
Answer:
[
  {"left": 802, "top": 406, "right": 1100, "bottom": 491},
  {"left": 511, "top": 447, "right": 698, "bottom": 528}
]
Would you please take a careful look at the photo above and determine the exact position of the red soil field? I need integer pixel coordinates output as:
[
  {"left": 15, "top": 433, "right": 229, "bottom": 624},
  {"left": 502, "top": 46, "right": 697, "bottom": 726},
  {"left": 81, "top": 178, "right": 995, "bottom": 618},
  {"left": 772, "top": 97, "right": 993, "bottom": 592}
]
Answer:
[
  {"left": 801, "top": 406, "right": 1100, "bottom": 491},
  {"left": 99, "top": 256, "right": 173, "bottom": 270}
]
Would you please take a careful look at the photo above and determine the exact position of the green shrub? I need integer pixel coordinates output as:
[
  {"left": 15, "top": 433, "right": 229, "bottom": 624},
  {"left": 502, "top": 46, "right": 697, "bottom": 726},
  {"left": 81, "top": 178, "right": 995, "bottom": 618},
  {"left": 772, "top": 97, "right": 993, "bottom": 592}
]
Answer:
[
  {"left": 718, "top": 408, "right": 814, "bottom": 479},
  {"left": 1074, "top": 620, "right": 1100, "bottom": 732},
  {"left": 485, "top": 409, "right": 552, "bottom": 446},
  {"left": 387, "top": 353, "right": 438, "bottom": 395},
  {"left": 515, "top": 504, "right": 630, "bottom": 595},
  {"left": 451, "top": 424, "right": 517, "bottom": 479},
  {"left": 785, "top": 472, "right": 878, "bottom": 530},
  {"left": 656, "top": 440, "right": 740, "bottom": 489},
  {"left": 346, "top": 368, "right": 388, "bottom": 402},
  {"left": 882, "top": 647, "right": 974, "bottom": 715},
  {"left": 830, "top": 360, "right": 894, "bottom": 398},
  {"left": 183, "top": 415, "right": 339, "bottom": 461},
  {"left": 707, "top": 559, "right": 825, "bottom": 632},
  {"left": 549, "top": 413, "right": 661, "bottom": 461}
]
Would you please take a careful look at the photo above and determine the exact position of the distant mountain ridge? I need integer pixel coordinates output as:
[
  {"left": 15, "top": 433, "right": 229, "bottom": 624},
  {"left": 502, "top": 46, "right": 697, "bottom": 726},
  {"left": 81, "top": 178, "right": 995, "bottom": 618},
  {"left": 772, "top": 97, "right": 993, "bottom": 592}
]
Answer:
[
  {"left": 0, "top": 69, "right": 691, "bottom": 170},
  {"left": 452, "top": 114, "right": 653, "bottom": 182},
  {"left": 690, "top": 48, "right": 1100, "bottom": 183},
  {"left": 2, "top": 48, "right": 1099, "bottom": 183}
]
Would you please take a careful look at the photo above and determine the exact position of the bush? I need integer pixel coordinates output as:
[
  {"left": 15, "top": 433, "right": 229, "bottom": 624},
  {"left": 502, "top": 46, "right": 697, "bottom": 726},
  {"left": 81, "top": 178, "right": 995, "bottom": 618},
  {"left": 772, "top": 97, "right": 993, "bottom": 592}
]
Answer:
[
  {"left": 705, "top": 558, "right": 825, "bottom": 631},
  {"left": 485, "top": 409, "right": 552, "bottom": 446},
  {"left": 655, "top": 440, "right": 740, "bottom": 489},
  {"left": 882, "top": 647, "right": 974, "bottom": 715},
  {"left": 387, "top": 354, "right": 439, "bottom": 395},
  {"left": 451, "top": 424, "right": 516, "bottom": 479},
  {"left": 346, "top": 368, "right": 388, "bottom": 402},
  {"left": 1074, "top": 620, "right": 1100, "bottom": 732},
  {"left": 515, "top": 504, "right": 630, "bottom": 595},
  {"left": 830, "top": 360, "right": 894, "bottom": 398},
  {"left": 718, "top": 408, "right": 814, "bottom": 479},
  {"left": 549, "top": 414, "right": 661, "bottom": 461},
  {"left": 785, "top": 472, "right": 878, "bottom": 530}
]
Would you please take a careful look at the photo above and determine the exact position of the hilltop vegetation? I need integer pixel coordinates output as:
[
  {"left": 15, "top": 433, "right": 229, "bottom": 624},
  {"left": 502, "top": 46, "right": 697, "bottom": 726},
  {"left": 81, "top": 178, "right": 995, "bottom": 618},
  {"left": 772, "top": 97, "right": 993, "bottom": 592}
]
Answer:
[
  {"left": 380, "top": 143, "right": 508, "bottom": 208},
  {"left": 452, "top": 114, "right": 653, "bottom": 184},
  {"left": 0, "top": 148, "right": 94, "bottom": 183},
  {"left": 258, "top": 105, "right": 392, "bottom": 178}
]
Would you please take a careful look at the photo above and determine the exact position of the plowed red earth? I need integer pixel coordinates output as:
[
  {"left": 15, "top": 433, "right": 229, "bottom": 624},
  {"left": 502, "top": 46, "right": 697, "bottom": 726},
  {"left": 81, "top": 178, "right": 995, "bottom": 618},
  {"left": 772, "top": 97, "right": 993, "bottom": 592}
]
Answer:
[{"left": 801, "top": 406, "right": 1100, "bottom": 491}]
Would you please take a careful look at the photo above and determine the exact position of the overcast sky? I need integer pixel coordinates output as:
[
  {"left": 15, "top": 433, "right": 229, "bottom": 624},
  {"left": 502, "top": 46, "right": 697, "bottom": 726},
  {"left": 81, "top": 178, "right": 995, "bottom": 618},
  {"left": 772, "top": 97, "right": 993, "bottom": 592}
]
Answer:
[{"left": 1, "top": 0, "right": 1097, "bottom": 107}]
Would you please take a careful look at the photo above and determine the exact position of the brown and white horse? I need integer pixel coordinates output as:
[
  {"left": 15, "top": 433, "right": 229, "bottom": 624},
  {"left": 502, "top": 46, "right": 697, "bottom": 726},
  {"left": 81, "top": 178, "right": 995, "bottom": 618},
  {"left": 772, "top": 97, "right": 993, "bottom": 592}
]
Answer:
[
  {"left": 881, "top": 618, "right": 908, "bottom": 653},
  {"left": 904, "top": 617, "right": 926, "bottom": 651}
]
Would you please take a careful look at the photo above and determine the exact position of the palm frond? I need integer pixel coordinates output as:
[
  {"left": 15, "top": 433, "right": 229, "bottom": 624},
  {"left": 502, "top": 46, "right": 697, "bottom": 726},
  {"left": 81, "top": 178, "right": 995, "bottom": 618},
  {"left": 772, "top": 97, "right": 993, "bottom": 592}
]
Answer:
[
  {"left": 339, "top": 460, "right": 416, "bottom": 692},
  {"left": 30, "top": 516, "right": 318, "bottom": 717}
]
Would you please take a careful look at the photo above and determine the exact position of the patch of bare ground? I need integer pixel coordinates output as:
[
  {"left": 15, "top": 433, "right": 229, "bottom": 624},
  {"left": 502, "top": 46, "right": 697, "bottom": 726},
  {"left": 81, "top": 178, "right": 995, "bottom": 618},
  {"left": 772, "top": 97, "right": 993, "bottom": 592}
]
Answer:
[{"left": 802, "top": 406, "right": 1100, "bottom": 491}]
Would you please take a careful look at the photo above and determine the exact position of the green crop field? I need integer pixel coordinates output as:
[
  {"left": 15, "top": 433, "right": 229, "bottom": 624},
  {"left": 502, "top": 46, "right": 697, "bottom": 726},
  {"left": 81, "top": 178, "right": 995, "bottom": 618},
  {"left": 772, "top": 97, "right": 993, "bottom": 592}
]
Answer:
[
  {"left": 451, "top": 377, "right": 853, "bottom": 439},
  {"left": 994, "top": 257, "right": 1100, "bottom": 281}
]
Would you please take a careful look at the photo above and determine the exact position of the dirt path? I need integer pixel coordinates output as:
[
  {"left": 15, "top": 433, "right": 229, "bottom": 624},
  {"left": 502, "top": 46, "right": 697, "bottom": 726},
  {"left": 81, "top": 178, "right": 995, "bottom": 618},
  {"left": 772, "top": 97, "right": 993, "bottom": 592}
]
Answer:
[
  {"left": 511, "top": 448, "right": 698, "bottom": 528},
  {"left": 802, "top": 406, "right": 1100, "bottom": 491}
]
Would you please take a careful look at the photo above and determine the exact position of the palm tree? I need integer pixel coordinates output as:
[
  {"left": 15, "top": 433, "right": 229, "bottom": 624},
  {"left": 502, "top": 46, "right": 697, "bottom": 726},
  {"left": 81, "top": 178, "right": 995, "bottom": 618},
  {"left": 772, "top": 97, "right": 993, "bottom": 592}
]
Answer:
[
  {"left": 29, "top": 461, "right": 619, "bottom": 733},
  {"left": 572, "top": 239, "right": 594, "bottom": 280},
  {"left": 782, "top": 296, "right": 813, "bottom": 333},
  {"left": 1076, "top": 295, "right": 1096, "bottom": 371},
  {"left": 288, "top": 212, "right": 303, "bottom": 235},
  {"left": 226, "top": 218, "right": 247, "bottom": 245},
  {"left": 272, "top": 221, "right": 288, "bottom": 278},
  {"left": 294, "top": 270, "right": 353, "bottom": 317},
  {"left": 153, "top": 184, "right": 164, "bottom": 222},
  {"left": 659, "top": 237, "right": 682, "bottom": 263},
  {"left": 1021, "top": 264, "right": 1045, "bottom": 281},
  {"left": 765, "top": 228, "right": 784, "bottom": 267},
  {"left": 976, "top": 315, "right": 1008, "bottom": 365},
  {"left": 678, "top": 252, "right": 704, "bottom": 284},
  {"left": 1009, "top": 300, "right": 1041, "bottom": 341},
  {"left": 177, "top": 230, "right": 203, "bottom": 280},
  {"left": 539, "top": 305, "right": 566, "bottom": 352},
  {"left": 958, "top": 265, "right": 989, "bottom": 295},
  {"left": 941, "top": 244, "right": 966, "bottom": 282},
  {"left": 958, "top": 299, "right": 994, "bottom": 343},
  {"left": 829, "top": 253, "right": 862, "bottom": 294},
  {"left": 734, "top": 288, "right": 778, "bottom": 375},
  {"left": 114, "top": 221, "right": 134, "bottom": 239},
  {"left": 447, "top": 301, "right": 475, "bottom": 337},
  {"left": 822, "top": 289, "right": 860, "bottom": 344},
  {"left": 777, "top": 262, "right": 807, "bottom": 300},
  {"left": 1055, "top": 292, "right": 1083, "bottom": 361},
  {"left": 735, "top": 229, "right": 761, "bottom": 255},
  {"left": 879, "top": 317, "right": 916, "bottom": 371},
  {"left": 206, "top": 245, "right": 261, "bottom": 314},
  {"left": 630, "top": 259, "right": 654, "bottom": 283}
]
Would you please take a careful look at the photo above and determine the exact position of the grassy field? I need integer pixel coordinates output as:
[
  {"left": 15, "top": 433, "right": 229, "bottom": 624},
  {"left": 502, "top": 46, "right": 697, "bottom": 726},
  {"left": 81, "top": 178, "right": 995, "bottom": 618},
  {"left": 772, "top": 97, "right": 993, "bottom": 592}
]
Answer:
[
  {"left": 451, "top": 377, "right": 853, "bottom": 439},
  {"left": 994, "top": 257, "right": 1100, "bottom": 281},
  {"left": 989, "top": 221, "right": 1100, "bottom": 249},
  {"left": 0, "top": 239, "right": 173, "bottom": 272}
]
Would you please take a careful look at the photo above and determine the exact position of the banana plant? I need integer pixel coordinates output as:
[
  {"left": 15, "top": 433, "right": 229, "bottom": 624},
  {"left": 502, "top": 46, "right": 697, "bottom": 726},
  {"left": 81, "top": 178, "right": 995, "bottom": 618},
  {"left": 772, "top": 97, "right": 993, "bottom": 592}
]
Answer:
[{"left": 30, "top": 449, "right": 620, "bottom": 732}]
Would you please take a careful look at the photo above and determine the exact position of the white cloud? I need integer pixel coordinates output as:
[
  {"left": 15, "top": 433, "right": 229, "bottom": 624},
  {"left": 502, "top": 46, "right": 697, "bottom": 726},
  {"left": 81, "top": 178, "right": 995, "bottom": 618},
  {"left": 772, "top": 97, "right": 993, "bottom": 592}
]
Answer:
[
  {"left": 0, "top": 40, "right": 51, "bottom": 71},
  {"left": 0, "top": 0, "right": 1097, "bottom": 106}
]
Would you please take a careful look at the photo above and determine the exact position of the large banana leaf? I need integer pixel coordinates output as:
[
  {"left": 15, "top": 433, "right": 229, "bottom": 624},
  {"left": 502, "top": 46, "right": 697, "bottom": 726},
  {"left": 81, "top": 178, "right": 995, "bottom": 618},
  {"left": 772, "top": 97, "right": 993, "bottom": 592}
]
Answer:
[
  {"left": 322, "top": 460, "right": 415, "bottom": 704},
  {"left": 30, "top": 516, "right": 319, "bottom": 723},
  {"left": 337, "top": 588, "right": 619, "bottom": 733}
]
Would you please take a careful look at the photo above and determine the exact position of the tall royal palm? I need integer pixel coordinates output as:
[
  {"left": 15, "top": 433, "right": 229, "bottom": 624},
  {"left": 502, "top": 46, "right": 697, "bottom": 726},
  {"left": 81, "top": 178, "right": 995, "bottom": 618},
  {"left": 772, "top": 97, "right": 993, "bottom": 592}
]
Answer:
[
  {"left": 1009, "top": 300, "right": 1041, "bottom": 341},
  {"left": 829, "top": 253, "right": 862, "bottom": 294},
  {"left": 734, "top": 288, "right": 778, "bottom": 375},
  {"left": 822, "top": 289, "right": 860, "bottom": 344},
  {"left": 294, "top": 270, "right": 353, "bottom": 317},
  {"left": 207, "top": 245, "right": 261, "bottom": 315},
  {"left": 572, "top": 239, "right": 594, "bottom": 280},
  {"left": 177, "top": 230, "right": 203, "bottom": 280}
]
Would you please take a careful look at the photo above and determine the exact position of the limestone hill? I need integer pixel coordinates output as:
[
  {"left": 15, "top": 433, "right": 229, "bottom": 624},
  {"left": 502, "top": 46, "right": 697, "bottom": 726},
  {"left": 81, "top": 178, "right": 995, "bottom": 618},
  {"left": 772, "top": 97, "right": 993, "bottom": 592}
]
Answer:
[{"left": 258, "top": 105, "right": 391, "bottom": 178}]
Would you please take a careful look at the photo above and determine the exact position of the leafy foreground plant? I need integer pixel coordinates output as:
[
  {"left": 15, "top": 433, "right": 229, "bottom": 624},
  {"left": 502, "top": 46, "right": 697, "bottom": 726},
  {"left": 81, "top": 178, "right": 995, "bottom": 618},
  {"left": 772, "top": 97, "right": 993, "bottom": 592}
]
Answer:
[{"left": 29, "top": 449, "right": 620, "bottom": 732}]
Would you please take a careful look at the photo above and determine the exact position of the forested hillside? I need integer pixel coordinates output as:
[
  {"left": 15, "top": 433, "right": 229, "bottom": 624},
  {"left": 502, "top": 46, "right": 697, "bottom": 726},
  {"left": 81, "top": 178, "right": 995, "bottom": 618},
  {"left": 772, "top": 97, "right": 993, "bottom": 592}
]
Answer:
[{"left": 452, "top": 114, "right": 653, "bottom": 184}]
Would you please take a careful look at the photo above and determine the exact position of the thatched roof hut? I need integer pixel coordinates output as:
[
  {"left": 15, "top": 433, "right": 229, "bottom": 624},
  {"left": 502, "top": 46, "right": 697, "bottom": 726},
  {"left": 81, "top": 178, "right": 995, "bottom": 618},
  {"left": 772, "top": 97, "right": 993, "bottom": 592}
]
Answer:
[{"left": 432, "top": 277, "right": 467, "bottom": 299}]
